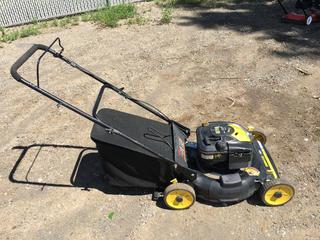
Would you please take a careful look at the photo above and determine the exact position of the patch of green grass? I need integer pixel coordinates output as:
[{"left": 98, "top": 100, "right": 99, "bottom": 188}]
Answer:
[
  {"left": 71, "top": 16, "right": 80, "bottom": 26},
  {"left": 20, "top": 26, "right": 40, "bottom": 38},
  {"left": 92, "top": 4, "right": 136, "bottom": 27},
  {"left": 31, "top": 18, "right": 39, "bottom": 26},
  {"left": 154, "top": 0, "right": 176, "bottom": 7},
  {"left": 81, "top": 13, "right": 92, "bottom": 22},
  {"left": 65, "top": 17, "right": 72, "bottom": 24},
  {"left": 161, "top": 7, "right": 172, "bottom": 24},
  {"left": 51, "top": 19, "right": 59, "bottom": 27},
  {"left": 39, "top": 21, "right": 49, "bottom": 28},
  {"left": 0, "top": 30, "right": 20, "bottom": 42},
  {"left": 128, "top": 15, "right": 148, "bottom": 25},
  {"left": 108, "top": 212, "right": 115, "bottom": 220},
  {"left": 59, "top": 18, "right": 71, "bottom": 27},
  {"left": 0, "top": 25, "right": 40, "bottom": 42},
  {"left": 0, "top": 4, "right": 140, "bottom": 44},
  {"left": 0, "top": 27, "right": 5, "bottom": 36}
]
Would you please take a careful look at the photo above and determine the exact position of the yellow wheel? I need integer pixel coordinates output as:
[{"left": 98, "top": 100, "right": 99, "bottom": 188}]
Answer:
[
  {"left": 260, "top": 179, "right": 294, "bottom": 206},
  {"left": 163, "top": 183, "right": 195, "bottom": 210},
  {"left": 251, "top": 130, "right": 267, "bottom": 144}
]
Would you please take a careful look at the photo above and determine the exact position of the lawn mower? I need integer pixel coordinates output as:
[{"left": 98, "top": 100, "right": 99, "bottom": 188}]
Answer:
[
  {"left": 11, "top": 38, "right": 295, "bottom": 209},
  {"left": 278, "top": 0, "right": 319, "bottom": 25}
]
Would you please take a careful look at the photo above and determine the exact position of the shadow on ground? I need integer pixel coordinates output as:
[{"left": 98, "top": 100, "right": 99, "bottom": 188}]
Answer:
[
  {"left": 10, "top": 144, "right": 152, "bottom": 196},
  {"left": 175, "top": 0, "right": 320, "bottom": 58}
]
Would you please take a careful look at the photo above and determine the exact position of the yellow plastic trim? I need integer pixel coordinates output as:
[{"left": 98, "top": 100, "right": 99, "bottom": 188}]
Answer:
[
  {"left": 165, "top": 190, "right": 195, "bottom": 209},
  {"left": 228, "top": 123, "right": 251, "bottom": 142},
  {"left": 170, "top": 178, "right": 178, "bottom": 184},
  {"left": 257, "top": 141, "right": 278, "bottom": 179},
  {"left": 247, "top": 126, "right": 255, "bottom": 131},
  {"left": 263, "top": 184, "right": 294, "bottom": 206},
  {"left": 244, "top": 167, "right": 260, "bottom": 176}
]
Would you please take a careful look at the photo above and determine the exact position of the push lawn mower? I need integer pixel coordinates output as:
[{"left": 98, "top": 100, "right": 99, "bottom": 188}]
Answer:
[
  {"left": 11, "top": 38, "right": 295, "bottom": 209},
  {"left": 278, "top": 0, "right": 320, "bottom": 25}
]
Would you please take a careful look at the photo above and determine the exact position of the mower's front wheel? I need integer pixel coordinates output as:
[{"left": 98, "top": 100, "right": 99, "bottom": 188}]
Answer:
[
  {"left": 260, "top": 178, "right": 294, "bottom": 206},
  {"left": 163, "top": 183, "right": 195, "bottom": 210}
]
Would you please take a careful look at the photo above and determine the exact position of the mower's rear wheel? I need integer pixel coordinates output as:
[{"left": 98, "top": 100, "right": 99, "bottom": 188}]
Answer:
[
  {"left": 260, "top": 179, "right": 294, "bottom": 206},
  {"left": 163, "top": 183, "right": 195, "bottom": 210},
  {"left": 251, "top": 130, "right": 267, "bottom": 144}
]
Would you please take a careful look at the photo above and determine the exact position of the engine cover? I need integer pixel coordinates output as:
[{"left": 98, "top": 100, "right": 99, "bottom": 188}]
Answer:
[{"left": 196, "top": 122, "right": 253, "bottom": 171}]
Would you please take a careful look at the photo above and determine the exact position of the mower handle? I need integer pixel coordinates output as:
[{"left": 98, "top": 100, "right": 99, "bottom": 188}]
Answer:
[
  {"left": 10, "top": 38, "right": 194, "bottom": 170},
  {"left": 11, "top": 44, "right": 49, "bottom": 82}
]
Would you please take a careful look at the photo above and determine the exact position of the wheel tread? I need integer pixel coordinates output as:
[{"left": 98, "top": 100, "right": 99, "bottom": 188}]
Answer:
[
  {"left": 260, "top": 178, "right": 294, "bottom": 206},
  {"left": 163, "top": 183, "right": 196, "bottom": 210}
]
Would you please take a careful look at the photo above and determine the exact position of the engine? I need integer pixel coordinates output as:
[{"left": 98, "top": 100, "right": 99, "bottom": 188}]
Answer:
[{"left": 196, "top": 122, "right": 253, "bottom": 172}]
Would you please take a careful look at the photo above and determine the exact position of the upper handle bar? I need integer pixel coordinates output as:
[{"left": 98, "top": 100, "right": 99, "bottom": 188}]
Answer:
[
  {"left": 10, "top": 39, "right": 191, "bottom": 137},
  {"left": 9, "top": 39, "right": 195, "bottom": 168},
  {"left": 11, "top": 44, "right": 48, "bottom": 82}
]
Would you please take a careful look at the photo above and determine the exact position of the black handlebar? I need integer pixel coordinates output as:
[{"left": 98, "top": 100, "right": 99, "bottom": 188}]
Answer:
[
  {"left": 11, "top": 44, "right": 48, "bottom": 82},
  {"left": 10, "top": 38, "right": 192, "bottom": 164},
  {"left": 10, "top": 38, "right": 190, "bottom": 134}
]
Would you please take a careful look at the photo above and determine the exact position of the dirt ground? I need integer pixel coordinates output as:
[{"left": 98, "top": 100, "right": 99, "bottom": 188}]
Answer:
[{"left": 0, "top": 1, "right": 319, "bottom": 240}]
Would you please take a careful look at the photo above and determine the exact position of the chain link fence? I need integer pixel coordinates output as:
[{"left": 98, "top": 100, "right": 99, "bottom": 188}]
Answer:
[{"left": 0, "top": 0, "right": 139, "bottom": 27}]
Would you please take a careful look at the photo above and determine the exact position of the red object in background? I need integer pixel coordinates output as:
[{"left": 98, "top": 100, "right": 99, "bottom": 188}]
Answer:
[{"left": 282, "top": 12, "right": 319, "bottom": 25}]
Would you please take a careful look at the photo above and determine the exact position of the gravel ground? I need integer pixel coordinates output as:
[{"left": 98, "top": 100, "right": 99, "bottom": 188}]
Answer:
[{"left": 0, "top": 2, "right": 319, "bottom": 240}]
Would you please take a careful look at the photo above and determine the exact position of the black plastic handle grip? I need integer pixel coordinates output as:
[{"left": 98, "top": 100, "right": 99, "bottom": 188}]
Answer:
[
  {"left": 92, "top": 85, "right": 108, "bottom": 118},
  {"left": 10, "top": 44, "right": 48, "bottom": 82}
]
